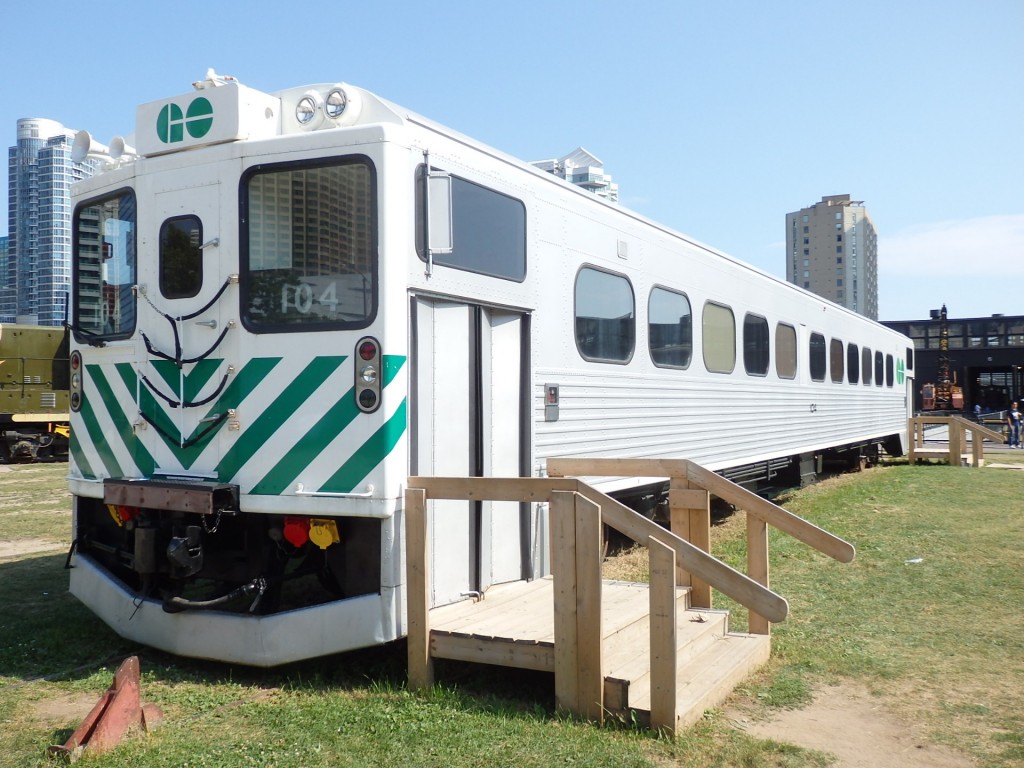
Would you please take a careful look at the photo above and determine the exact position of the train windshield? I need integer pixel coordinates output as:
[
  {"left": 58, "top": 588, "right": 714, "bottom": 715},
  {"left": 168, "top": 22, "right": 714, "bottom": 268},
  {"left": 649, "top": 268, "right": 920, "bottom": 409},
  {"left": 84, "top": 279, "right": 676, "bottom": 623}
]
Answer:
[
  {"left": 72, "top": 190, "right": 137, "bottom": 341},
  {"left": 240, "top": 157, "right": 377, "bottom": 332}
]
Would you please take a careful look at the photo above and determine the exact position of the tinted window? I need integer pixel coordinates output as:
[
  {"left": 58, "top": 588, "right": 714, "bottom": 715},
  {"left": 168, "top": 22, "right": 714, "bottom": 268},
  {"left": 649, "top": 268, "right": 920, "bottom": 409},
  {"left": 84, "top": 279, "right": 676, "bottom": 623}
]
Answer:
[
  {"left": 847, "top": 343, "right": 860, "bottom": 384},
  {"left": 809, "top": 332, "right": 826, "bottom": 382},
  {"left": 775, "top": 323, "right": 797, "bottom": 379},
  {"left": 874, "top": 351, "right": 884, "bottom": 386},
  {"left": 743, "top": 313, "right": 770, "bottom": 376},
  {"left": 416, "top": 168, "right": 526, "bottom": 281},
  {"left": 702, "top": 303, "right": 736, "bottom": 374},
  {"left": 241, "top": 157, "right": 376, "bottom": 332},
  {"left": 886, "top": 354, "right": 895, "bottom": 387},
  {"left": 72, "top": 189, "right": 137, "bottom": 340},
  {"left": 862, "top": 347, "right": 873, "bottom": 385},
  {"left": 830, "top": 338, "right": 844, "bottom": 383},
  {"left": 575, "top": 267, "right": 634, "bottom": 362},
  {"left": 649, "top": 287, "right": 692, "bottom": 368},
  {"left": 160, "top": 215, "right": 203, "bottom": 299}
]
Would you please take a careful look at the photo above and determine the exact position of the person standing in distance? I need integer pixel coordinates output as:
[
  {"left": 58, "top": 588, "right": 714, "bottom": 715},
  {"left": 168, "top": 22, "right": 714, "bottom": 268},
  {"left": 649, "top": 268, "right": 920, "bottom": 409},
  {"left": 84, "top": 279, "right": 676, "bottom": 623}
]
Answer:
[{"left": 1008, "top": 401, "right": 1022, "bottom": 448}]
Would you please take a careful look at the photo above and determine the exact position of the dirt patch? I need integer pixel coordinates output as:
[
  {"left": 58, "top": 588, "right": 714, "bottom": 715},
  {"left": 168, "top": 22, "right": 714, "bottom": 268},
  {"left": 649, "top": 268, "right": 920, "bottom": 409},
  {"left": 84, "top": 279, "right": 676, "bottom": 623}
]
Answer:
[
  {"left": 0, "top": 537, "right": 64, "bottom": 560},
  {"left": 31, "top": 692, "right": 101, "bottom": 726},
  {"left": 728, "top": 682, "right": 974, "bottom": 767}
]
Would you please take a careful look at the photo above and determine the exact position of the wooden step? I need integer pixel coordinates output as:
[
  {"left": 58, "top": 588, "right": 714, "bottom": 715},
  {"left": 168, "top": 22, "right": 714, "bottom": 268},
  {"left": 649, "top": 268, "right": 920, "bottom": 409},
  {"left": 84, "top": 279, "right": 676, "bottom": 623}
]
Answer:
[{"left": 623, "top": 631, "right": 772, "bottom": 730}]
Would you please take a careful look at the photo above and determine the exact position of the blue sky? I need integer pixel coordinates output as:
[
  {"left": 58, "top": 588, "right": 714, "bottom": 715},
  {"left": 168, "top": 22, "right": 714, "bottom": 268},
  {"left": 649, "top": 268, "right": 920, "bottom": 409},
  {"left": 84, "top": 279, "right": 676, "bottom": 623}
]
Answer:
[{"left": 3, "top": 0, "right": 1021, "bottom": 321}]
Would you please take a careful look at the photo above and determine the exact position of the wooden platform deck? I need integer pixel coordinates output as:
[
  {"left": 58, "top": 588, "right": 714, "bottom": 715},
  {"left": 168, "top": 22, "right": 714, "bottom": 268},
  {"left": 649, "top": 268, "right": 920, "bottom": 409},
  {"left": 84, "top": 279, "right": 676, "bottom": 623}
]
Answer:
[{"left": 428, "top": 576, "right": 771, "bottom": 730}]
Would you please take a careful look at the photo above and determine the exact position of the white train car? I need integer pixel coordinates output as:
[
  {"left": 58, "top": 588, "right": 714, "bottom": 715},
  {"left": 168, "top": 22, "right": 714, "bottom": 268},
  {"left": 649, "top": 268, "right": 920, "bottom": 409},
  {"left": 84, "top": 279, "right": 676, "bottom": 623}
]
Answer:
[{"left": 67, "top": 72, "right": 912, "bottom": 666}]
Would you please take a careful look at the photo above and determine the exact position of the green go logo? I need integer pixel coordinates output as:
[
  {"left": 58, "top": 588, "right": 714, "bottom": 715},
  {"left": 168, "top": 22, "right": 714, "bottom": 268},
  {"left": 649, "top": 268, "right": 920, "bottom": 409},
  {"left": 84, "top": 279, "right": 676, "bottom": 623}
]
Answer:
[
  {"left": 896, "top": 358, "right": 905, "bottom": 385},
  {"left": 156, "top": 97, "right": 213, "bottom": 143}
]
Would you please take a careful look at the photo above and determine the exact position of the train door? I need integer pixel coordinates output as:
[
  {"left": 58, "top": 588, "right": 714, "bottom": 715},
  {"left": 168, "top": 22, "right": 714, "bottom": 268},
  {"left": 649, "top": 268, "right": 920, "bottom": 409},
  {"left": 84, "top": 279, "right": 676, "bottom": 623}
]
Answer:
[
  {"left": 411, "top": 296, "right": 529, "bottom": 608},
  {"left": 144, "top": 180, "right": 228, "bottom": 475}
]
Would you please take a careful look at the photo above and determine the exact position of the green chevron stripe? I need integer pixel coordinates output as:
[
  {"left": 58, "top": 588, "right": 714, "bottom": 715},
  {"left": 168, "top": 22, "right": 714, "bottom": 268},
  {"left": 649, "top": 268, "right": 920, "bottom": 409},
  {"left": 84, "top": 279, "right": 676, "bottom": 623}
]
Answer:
[
  {"left": 216, "top": 356, "right": 348, "bottom": 483},
  {"left": 249, "top": 355, "right": 407, "bottom": 495},
  {"left": 77, "top": 371, "right": 124, "bottom": 478},
  {"left": 89, "top": 364, "right": 156, "bottom": 477},
  {"left": 70, "top": 431, "right": 96, "bottom": 479},
  {"left": 129, "top": 357, "right": 282, "bottom": 470},
  {"left": 249, "top": 391, "right": 360, "bottom": 495},
  {"left": 318, "top": 398, "right": 408, "bottom": 493},
  {"left": 150, "top": 358, "right": 223, "bottom": 403}
]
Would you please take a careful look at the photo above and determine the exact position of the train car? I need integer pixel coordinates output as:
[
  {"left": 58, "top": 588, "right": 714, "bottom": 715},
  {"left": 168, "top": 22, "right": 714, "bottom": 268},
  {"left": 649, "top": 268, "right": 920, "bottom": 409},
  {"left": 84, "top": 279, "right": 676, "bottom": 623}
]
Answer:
[
  {"left": 0, "top": 323, "right": 70, "bottom": 462},
  {"left": 66, "top": 72, "right": 913, "bottom": 666}
]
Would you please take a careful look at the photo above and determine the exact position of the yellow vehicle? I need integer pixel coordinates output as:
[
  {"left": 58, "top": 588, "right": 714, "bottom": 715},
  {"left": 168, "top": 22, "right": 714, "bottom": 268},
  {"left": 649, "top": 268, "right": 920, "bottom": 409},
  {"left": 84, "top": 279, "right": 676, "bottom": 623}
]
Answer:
[{"left": 0, "top": 323, "right": 70, "bottom": 462}]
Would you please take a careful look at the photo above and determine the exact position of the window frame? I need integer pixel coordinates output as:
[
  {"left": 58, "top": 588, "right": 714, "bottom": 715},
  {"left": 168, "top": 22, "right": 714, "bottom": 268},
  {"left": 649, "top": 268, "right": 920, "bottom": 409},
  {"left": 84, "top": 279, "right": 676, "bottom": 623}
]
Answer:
[
  {"left": 702, "top": 301, "right": 736, "bottom": 374},
  {"left": 239, "top": 155, "right": 379, "bottom": 334},
  {"left": 159, "top": 214, "right": 203, "bottom": 300},
  {"left": 742, "top": 312, "right": 770, "bottom": 377},
  {"left": 648, "top": 285, "right": 692, "bottom": 369},
  {"left": 574, "top": 265, "right": 636, "bottom": 364}
]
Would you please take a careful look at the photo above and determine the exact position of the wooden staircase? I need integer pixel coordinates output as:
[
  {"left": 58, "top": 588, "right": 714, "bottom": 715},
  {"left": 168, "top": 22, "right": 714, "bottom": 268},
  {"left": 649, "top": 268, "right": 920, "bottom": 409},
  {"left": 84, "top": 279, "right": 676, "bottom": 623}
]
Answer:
[
  {"left": 406, "top": 459, "right": 854, "bottom": 735},
  {"left": 427, "top": 577, "right": 771, "bottom": 730}
]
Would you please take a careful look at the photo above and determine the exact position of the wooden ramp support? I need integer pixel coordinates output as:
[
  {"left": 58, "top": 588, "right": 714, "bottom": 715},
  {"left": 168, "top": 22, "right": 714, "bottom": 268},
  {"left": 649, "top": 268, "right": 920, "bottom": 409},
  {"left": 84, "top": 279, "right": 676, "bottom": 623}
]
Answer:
[{"left": 48, "top": 656, "right": 162, "bottom": 761}]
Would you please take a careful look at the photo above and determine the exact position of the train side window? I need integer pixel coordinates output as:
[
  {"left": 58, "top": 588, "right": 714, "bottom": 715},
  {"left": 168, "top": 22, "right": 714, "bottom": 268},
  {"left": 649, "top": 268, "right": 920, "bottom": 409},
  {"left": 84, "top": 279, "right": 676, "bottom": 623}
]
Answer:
[
  {"left": 742, "top": 313, "right": 769, "bottom": 376},
  {"left": 775, "top": 323, "right": 797, "bottom": 379},
  {"left": 575, "top": 266, "right": 635, "bottom": 363},
  {"left": 648, "top": 286, "right": 692, "bottom": 368},
  {"left": 886, "top": 354, "right": 895, "bottom": 387},
  {"left": 72, "top": 188, "right": 137, "bottom": 341},
  {"left": 862, "top": 347, "right": 872, "bottom": 385},
  {"left": 830, "top": 338, "right": 844, "bottom": 383},
  {"left": 160, "top": 215, "right": 203, "bottom": 299},
  {"left": 809, "top": 333, "right": 826, "bottom": 382},
  {"left": 906, "top": 347, "right": 914, "bottom": 369},
  {"left": 702, "top": 302, "right": 736, "bottom": 374},
  {"left": 847, "top": 343, "right": 860, "bottom": 384},
  {"left": 415, "top": 167, "right": 526, "bottom": 282},
  {"left": 874, "top": 351, "right": 884, "bottom": 386}
]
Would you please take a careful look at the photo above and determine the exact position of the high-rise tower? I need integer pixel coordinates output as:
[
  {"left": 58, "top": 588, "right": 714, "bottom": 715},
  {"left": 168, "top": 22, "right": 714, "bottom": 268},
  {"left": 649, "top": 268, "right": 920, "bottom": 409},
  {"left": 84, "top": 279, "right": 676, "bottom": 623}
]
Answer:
[
  {"left": 785, "top": 194, "right": 878, "bottom": 320},
  {"left": 4, "top": 118, "right": 98, "bottom": 324}
]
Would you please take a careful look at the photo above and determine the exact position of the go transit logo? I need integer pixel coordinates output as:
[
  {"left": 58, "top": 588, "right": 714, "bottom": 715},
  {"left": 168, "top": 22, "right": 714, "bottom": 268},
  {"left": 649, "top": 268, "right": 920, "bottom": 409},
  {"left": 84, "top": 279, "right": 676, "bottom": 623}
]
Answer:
[{"left": 156, "top": 97, "right": 214, "bottom": 144}]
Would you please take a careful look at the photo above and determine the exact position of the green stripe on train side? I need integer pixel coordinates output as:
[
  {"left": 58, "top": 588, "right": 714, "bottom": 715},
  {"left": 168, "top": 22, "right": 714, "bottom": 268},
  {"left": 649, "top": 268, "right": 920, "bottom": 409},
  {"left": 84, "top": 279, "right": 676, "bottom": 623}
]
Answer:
[
  {"left": 318, "top": 398, "right": 408, "bottom": 494},
  {"left": 78, "top": 367, "right": 125, "bottom": 478},
  {"left": 90, "top": 364, "right": 156, "bottom": 476},
  {"left": 70, "top": 431, "right": 96, "bottom": 479},
  {"left": 248, "top": 355, "right": 407, "bottom": 495},
  {"left": 216, "top": 356, "right": 348, "bottom": 483}
]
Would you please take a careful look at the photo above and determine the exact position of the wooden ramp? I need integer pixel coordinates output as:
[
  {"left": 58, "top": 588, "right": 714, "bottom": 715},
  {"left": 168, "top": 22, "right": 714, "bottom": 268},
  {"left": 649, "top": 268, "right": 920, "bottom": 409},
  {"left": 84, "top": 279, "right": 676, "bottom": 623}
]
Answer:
[{"left": 428, "top": 576, "right": 771, "bottom": 730}]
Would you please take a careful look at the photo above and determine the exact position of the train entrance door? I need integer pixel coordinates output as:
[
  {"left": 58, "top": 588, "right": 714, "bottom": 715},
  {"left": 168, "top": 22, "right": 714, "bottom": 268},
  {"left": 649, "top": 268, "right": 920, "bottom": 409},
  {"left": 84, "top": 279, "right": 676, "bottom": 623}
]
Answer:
[{"left": 411, "top": 296, "right": 529, "bottom": 608}]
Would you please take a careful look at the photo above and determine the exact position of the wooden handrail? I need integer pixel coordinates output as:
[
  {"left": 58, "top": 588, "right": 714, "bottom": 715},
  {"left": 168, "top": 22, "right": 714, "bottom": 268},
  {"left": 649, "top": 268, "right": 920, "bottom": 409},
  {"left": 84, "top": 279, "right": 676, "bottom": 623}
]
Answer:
[
  {"left": 407, "top": 474, "right": 789, "bottom": 624},
  {"left": 547, "top": 457, "right": 855, "bottom": 564}
]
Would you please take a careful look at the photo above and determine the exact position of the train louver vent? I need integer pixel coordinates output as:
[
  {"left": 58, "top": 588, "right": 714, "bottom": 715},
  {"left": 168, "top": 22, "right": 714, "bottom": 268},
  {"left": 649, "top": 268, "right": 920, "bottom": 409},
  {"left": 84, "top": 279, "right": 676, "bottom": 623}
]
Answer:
[{"left": 40, "top": 392, "right": 57, "bottom": 409}]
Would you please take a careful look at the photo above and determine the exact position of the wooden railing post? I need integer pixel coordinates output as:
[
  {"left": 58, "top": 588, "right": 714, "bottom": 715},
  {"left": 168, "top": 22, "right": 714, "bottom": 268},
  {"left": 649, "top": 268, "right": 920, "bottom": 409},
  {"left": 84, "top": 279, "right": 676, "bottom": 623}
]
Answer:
[
  {"left": 669, "top": 471, "right": 711, "bottom": 609},
  {"left": 550, "top": 490, "right": 580, "bottom": 717},
  {"left": 648, "top": 535, "right": 678, "bottom": 734},
  {"left": 574, "top": 492, "right": 604, "bottom": 724},
  {"left": 746, "top": 513, "right": 770, "bottom": 635},
  {"left": 948, "top": 418, "right": 961, "bottom": 466},
  {"left": 405, "top": 488, "right": 433, "bottom": 691}
]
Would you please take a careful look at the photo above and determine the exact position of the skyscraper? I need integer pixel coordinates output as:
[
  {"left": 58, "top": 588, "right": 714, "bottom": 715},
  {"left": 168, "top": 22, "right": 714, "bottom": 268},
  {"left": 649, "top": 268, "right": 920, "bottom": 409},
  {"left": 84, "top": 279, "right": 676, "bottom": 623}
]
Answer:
[
  {"left": 785, "top": 194, "right": 878, "bottom": 320},
  {"left": 4, "top": 118, "right": 98, "bottom": 325},
  {"left": 531, "top": 148, "right": 618, "bottom": 202}
]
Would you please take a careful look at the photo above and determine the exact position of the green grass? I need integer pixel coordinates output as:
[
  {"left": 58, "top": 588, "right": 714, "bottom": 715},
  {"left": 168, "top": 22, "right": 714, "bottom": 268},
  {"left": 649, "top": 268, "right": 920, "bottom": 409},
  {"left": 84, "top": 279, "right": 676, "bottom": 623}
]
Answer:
[{"left": 1, "top": 460, "right": 1022, "bottom": 767}]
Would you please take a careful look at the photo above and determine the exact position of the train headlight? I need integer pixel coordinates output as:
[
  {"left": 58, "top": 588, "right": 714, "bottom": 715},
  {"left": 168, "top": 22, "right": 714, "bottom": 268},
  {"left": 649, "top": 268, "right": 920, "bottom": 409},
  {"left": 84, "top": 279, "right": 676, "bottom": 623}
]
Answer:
[
  {"left": 354, "top": 336, "right": 381, "bottom": 413},
  {"left": 325, "top": 88, "right": 347, "bottom": 119},
  {"left": 295, "top": 91, "right": 324, "bottom": 128}
]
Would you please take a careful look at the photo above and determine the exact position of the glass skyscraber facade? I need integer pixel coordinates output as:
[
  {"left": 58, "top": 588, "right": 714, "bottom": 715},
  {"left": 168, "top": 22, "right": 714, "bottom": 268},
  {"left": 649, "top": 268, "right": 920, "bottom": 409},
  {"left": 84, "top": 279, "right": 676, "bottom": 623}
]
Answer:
[{"left": 4, "top": 118, "right": 98, "bottom": 324}]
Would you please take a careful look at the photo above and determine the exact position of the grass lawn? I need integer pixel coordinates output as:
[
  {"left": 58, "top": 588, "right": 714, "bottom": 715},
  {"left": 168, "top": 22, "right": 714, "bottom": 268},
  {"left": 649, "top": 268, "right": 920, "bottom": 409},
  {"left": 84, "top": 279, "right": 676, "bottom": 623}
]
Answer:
[{"left": 1, "top": 457, "right": 1022, "bottom": 767}]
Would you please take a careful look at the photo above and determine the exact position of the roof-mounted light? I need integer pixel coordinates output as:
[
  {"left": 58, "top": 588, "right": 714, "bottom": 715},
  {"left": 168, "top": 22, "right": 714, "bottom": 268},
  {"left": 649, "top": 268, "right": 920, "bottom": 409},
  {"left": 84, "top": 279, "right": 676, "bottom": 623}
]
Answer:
[
  {"left": 295, "top": 90, "right": 324, "bottom": 129},
  {"left": 325, "top": 88, "right": 348, "bottom": 119}
]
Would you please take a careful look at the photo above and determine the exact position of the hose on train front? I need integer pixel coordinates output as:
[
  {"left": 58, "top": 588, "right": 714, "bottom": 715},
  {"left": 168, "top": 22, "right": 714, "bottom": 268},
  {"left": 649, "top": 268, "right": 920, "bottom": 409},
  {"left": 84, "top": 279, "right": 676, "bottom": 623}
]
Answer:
[{"left": 162, "top": 577, "right": 267, "bottom": 614}]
